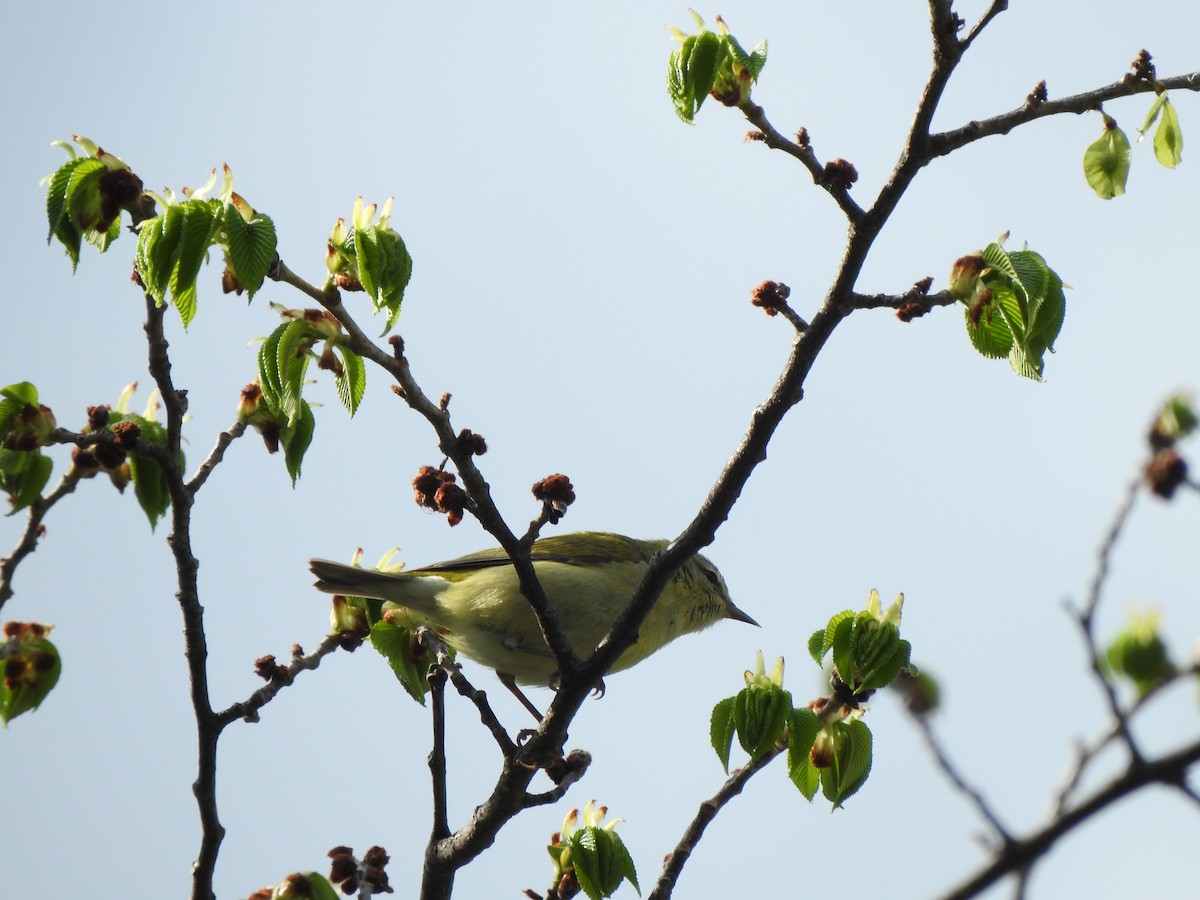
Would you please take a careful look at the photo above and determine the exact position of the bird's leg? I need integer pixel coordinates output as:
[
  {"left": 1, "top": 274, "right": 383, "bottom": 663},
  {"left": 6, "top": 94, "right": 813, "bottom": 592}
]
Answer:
[{"left": 498, "top": 671, "right": 545, "bottom": 722}]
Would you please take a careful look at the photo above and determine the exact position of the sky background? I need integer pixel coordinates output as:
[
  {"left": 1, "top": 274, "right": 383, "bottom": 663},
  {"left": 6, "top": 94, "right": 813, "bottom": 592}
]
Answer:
[{"left": 3, "top": 2, "right": 1200, "bottom": 898}]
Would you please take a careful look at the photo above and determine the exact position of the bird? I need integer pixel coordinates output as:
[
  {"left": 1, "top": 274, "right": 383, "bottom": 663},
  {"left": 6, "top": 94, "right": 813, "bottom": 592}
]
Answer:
[{"left": 309, "top": 531, "right": 756, "bottom": 712}]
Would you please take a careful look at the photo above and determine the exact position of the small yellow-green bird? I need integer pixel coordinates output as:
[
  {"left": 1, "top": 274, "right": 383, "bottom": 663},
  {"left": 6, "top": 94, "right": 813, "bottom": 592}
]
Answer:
[{"left": 309, "top": 531, "right": 756, "bottom": 690}]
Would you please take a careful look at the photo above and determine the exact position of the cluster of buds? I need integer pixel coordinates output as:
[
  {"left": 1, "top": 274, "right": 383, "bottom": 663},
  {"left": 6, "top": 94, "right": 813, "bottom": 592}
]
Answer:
[
  {"left": 1125, "top": 49, "right": 1156, "bottom": 85},
  {"left": 70, "top": 405, "right": 141, "bottom": 491},
  {"left": 823, "top": 158, "right": 858, "bottom": 191},
  {"left": 413, "top": 465, "right": 467, "bottom": 526},
  {"left": 1144, "top": 394, "right": 1195, "bottom": 499},
  {"left": 453, "top": 428, "right": 487, "bottom": 457},
  {"left": 328, "top": 845, "right": 393, "bottom": 896},
  {"left": 531, "top": 474, "right": 575, "bottom": 524},
  {"left": 253, "top": 654, "right": 293, "bottom": 685}
]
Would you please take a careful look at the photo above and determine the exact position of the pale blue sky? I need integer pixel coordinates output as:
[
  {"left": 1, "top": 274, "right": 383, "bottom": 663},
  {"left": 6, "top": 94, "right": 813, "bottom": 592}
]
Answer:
[{"left": 3, "top": 2, "right": 1199, "bottom": 898}]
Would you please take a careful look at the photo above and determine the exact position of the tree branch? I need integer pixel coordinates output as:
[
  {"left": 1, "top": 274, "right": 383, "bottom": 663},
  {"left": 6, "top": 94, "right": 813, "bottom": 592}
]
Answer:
[{"left": 0, "top": 471, "right": 81, "bottom": 613}]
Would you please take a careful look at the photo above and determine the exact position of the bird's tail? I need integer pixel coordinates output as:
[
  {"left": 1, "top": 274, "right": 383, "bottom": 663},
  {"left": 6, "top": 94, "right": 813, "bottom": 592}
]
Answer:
[{"left": 309, "top": 559, "right": 412, "bottom": 602}]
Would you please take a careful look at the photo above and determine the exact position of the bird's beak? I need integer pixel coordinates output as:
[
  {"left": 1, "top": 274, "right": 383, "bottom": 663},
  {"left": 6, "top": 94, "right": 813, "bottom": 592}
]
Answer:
[{"left": 726, "top": 602, "right": 759, "bottom": 627}]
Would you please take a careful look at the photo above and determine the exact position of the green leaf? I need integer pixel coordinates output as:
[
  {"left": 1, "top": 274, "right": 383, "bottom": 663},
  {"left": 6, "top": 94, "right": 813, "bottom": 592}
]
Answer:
[
  {"left": 0, "top": 382, "right": 40, "bottom": 408},
  {"left": 128, "top": 450, "right": 170, "bottom": 529},
  {"left": 281, "top": 399, "right": 315, "bottom": 485},
  {"left": 275, "top": 320, "right": 314, "bottom": 426},
  {"left": 334, "top": 346, "right": 366, "bottom": 417},
  {"left": 369, "top": 618, "right": 429, "bottom": 704},
  {"left": 667, "top": 36, "right": 699, "bottom": 123},
  {"left": 831, "top": 616, "right": 856, "bottom": 688},
  {"left": 0, "top": 449, "right": 53, "bottom": 514},
  {"left": 570, "top": 828, "right": 638, "bottom": 900},
  {"left": 807, "top": 628, "right": 827, "bottom": 665},
  {"left": 710, "top": 695, "right": 736, "bottom": 773},
  {"left": 354, "top": 225, "right": 412, "bottom": 330},
  {"left": 135, "top": 211, "right": 181, "bottom": 306},
  {"left": 257, "top": 324, "right": 287, "bottom": 412},
  {"left": 168, "top": 200, "right": 222, "bottom": 329},
  {"left": 46, "top": 157, "right": 90, "bottom": 269},
  {"left": 223, "top": 204, "right": 277, "bottom": 299},
  {"left": 687, "top": 31, "right": 721, "bottom": 114},
  {"left": 733, "top": 684, "right": 791, "bottom": 759},
  {"left": 786, "top": 708, "right": 820, "bottom": 800},
  {"left": 1083, "top": 121, "right": 1132, "bottom": 199},
  {"left": 824, "top": 719, "right": 873, "bottom": 808},
  {"left": 812, "top": 611, "right": 854, "bottom": 665},
  {"left": 1154, "top": 96, "right": 1183, "bottom": 168},
  {"left": 0, "top": 636, "right": 61, "bottom": 724},
  {"left": 64, "top": 158, "right": 107, "bottom": 232},
  {"left": 1138, "top": 92, "right": 1169, "bottom": 136}
]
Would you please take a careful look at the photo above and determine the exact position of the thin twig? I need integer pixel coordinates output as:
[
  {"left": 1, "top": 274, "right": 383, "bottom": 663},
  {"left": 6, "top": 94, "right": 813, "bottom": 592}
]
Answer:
[
  {"left": 648, "top": 747, "right": 782, "bottom": 900},
  {"left": 186, "top": 421, "right": 247, "bottom": 496},
  {"left": 0, "top": 471, "right": 81, "bottom": 612},
  {"left": 1073, "top": 477, "right": 1144, "bottom": 763},
  {"left": 214, "top": 633, "right": 345, "bottom": 726},
  {"left": 960, "top": 1, "right": 1008, "bottom": 52},
  {"left": 911, "top": 713, "right": 1012, "bottom": 844}
]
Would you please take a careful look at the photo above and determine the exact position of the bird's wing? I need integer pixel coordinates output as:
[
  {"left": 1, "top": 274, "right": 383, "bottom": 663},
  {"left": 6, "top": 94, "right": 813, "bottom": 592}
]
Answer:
[{"left": 412, "top": 532, "right": 661, "bottom": 574}]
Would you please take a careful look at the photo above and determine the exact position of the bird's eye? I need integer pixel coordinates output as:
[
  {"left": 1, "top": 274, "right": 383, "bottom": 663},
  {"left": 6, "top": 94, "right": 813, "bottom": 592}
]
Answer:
[{"left": 701, "top": 566, "right": 720, "bottom": 587}]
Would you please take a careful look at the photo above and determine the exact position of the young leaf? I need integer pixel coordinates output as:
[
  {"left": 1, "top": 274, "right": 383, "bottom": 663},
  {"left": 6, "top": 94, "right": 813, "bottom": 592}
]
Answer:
[
  {"left": 1083, "top": 120, "right": 1132, "bottom": 199},
  {"left": 369, "top": 618, "right": 429, "bottom": 704},
  {"left": 0, "top": 449, "right": 53, "bottom": 514},
  {"left": 570, "top": 827, "right": 638, "bottom": 900},
  {"left": 334, "top": 346, "right": 366, "bottom": 417},
  {"left": 281, "top": 399, "right": 315, "bottom": 485},
  {"left": 786, "top": 708, "right": 820, "bottom": 800},
  {"left": 64, "top": 158, "right": 108, "bottom": 233},
  {"left": 275, "top": 320, "right": 314, "bottom": 426},
  {"left": 223, "top": 203, "right": 277, "bottom": 299},
  {"left": 1154, "top": 97, "right": 1183, "bottom": 168},
  {"left": 733, "top": 684, "right": 791, "bottom": 758},
  {"left": 167, "top": 200, "right": 222, "bottom": 329},
  {"left": 46, "top": 156, "right": 91, "bottom": 269},
  {"left": 711, "top": 696, "right": 736, "bottom": 772},
  {"left": 0, "top": 635, "right": 61, "bottom": 724},
  {"left": 128, "top": 450, "right": 171, "bottom": 529}
]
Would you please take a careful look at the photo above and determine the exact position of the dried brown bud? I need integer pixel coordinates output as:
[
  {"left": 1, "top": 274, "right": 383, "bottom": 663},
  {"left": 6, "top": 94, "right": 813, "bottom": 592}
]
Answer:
[
  {"left": 413, "top": 465, "right": 452, "bottom": 509},
  {"left": 744, "top": 130, "right": 766, "bottom": 142},
  {"left": 896, "top": 302, "right": 926, "bottom": 323},
  {"left": 1026, "top": 80, "right": 1048, "bottom": 107},
  {"left": 333, "top": 271, "right": 363, "bottom": 292},
  {"left": 111, "top": 420, "right": 140, "bottom": 448},
  {"left": 823, "top": 158, "right": 858, "bottom": 191},
  {"left": 795, "top": 127, "right": 810, "bottom": 147},
  {"left": 434, "top": 482, "right": 467, "bottom": 527},
  {"left": 362, "top": 846, "right": 390, "bottom": 867},
  {"left": 454, "top": 428, "right": 487, "bottom": 457},
  {"left": 1144, "top": 448, "right": 1187, "bottom": 499},
  {"left": 750, "top": 280, "right": 791, "bottom": 316},
  {"left": 91, "top": 438, "right": 126, "bottom": 471},
  {"left": 86, "top": 405, "right": 110, "bottom": 431},
  {"left": 913, "top": 276, "right": 933, "bottom": 295},
  {"left": 71, "top": 446, "right": 100, "bottom": 475},
  {"left": 221, "top": 267, "right": 244, "bottom": 295},
  {"left": 253, "top": 654, "right": 292, "bottom": 684},
  {"left": 387, "top": 335, "right": 405, "bottom": 358}
]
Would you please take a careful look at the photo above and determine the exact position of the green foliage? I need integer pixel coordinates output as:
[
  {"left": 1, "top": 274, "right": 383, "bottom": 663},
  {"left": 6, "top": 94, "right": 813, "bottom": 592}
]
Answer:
[
  {"left": 667, "top": 11, "right": 767, "bottom": 124},
  {"left": 948, "top": 241, "right": 1066, "bottom": 381},
  {"left": 368, "top": 616, "right": 431, "bottom": 705},
  {"left": 326, "top": 198, "right": 412, "bottom": 334},
  {"left": 785, "top": 707, "right": 820, "bottom": 799},
  {"left": 1151, "top": 393, "right": 1198, "bottom": 447},
  {"left": 808, "top": 591, "right": 913, "bottom": 695},
  {"left": 223, "top": 195, "right": 278, "bottom": 300},
  {"left": 0, "top": 383, "right": 56, "bottom": 514},
  {"left": 44, "top": 138, "right": 136, "bottom": 269},
  {"left": 1083, "top": 116, "right": 1132, "bottom": 198},
  {"left": 548, "top": 803, "right": 639, "bottom": 900},
  {"left": 1103, "top": 609, "right": 1176, "bottom": 696},
  {"left": 0, "top": 624, "right": 61, "bottom": 724},
  {"left": 1138, "top": 93, "right": 1184, "bottom": 169},
  {"left": 135, "top": 198, "right": 231, "bottom": 329}
]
